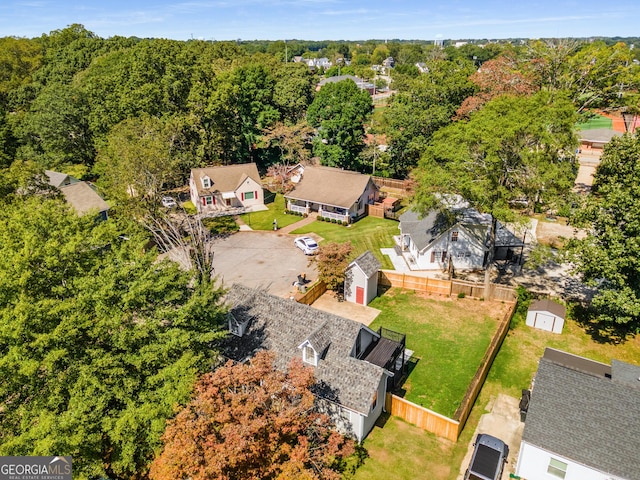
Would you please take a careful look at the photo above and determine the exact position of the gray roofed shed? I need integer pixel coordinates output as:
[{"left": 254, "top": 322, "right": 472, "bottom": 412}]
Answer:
[
  {"left": 344, "top": 250, "right": 381, "bottom": 305},
  {"left": 521, "top": 348, "right": 640, "bottom": 480},
  {"left": 526, "top": 299, "right": 566, "bottom": 334}
]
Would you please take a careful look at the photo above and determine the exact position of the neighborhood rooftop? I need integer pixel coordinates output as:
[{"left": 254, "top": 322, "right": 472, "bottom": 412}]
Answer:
[
  {"left": 523, "top": 348, "right": 640, "bottom": 480},
  {"left": 191, "top": 163, "right": 261, "bottom": 196},
  {"left": 286, "top": 166, "right": 373, "bottom": 210},
  {"left": 222, "top": 284, "right": 387, "bottom": 415}
]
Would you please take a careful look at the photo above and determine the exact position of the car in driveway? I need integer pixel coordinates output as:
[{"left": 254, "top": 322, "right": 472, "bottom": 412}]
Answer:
[
  {"left": 294, "top": 236, "right": 318, "bottom": 255},
  {"left": 161, "top": 196, "right": 177, "bottom": 208},
  {"left": 464, "top": 433, "right": 509, "bottom": 480}
]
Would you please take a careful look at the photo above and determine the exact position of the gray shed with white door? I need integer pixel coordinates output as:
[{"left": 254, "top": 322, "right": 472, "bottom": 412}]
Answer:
[
  {"left": 526, "top": 299, "right": 566, "bottom": 334},
  {"left": 344, "top": 251, "right": 381, "bottom": 305}
]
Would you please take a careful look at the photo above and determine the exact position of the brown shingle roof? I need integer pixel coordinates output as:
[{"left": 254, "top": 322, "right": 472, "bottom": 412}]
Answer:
[
  {"left": 60, "top": 182, "right": 109, "bottom": 216},
  {"left": 285, "top": 166, "right": 375, "bottom": 209},
  {"left": 191, "top": 163, "right": 261, "bottom": 197},
  {"left": 528, "top": 299, "right": 566, "bottom": 320}
]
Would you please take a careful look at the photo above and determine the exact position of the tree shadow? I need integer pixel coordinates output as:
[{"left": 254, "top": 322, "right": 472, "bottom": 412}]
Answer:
[{"left": 570, "top": 302, "right": 634, "bottom": 345}]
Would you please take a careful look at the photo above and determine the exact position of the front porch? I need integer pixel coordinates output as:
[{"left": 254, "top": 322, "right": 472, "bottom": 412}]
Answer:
[{"left": 286, "top": 200, "right": 350, "bottom": 224}]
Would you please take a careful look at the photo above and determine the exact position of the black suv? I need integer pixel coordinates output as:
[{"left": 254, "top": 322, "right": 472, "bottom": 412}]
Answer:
[{"left": 464, "top": 433, "right": 509, "bottom": 480}]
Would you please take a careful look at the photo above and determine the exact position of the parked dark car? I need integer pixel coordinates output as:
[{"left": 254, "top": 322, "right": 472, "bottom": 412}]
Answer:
[{"left": 464, "top": 433, "right": 509, "bottom": 480}]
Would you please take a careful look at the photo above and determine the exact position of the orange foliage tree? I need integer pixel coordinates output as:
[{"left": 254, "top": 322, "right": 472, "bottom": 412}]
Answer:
[{"left": 150, "top": 351, "right": 355, "bottom": 480}]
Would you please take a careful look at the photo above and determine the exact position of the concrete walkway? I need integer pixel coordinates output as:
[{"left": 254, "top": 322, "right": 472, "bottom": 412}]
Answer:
[{"left": 277, "top": 212, "right": 318, "bottom": 234}]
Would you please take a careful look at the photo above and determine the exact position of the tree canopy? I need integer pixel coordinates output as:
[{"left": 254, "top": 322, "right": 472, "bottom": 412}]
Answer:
[
  {"left": 150, "top": 351, "right": 355, "bottom": 480},
  {"left": 567, "top": 132, "right": 640, "bottom": 333},
  {"left": 0, "top": 197, "right": 226, "bottom": 479}
]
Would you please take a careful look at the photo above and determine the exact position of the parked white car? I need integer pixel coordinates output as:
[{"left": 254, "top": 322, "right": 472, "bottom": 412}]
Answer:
[
  {"left": 161, "top": 196, "right": 177, "bottom": 208},
  {"left": 294, "top": 236, "right": 318, "bottom": 255}
]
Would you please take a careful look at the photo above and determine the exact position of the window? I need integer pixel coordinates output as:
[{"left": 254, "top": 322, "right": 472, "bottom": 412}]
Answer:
[
  {"left": 451, "top": 231, "right": 459, "bottom": 242},
  {"left": 441, "top": 251, "right": 447, "bottom": 262},
  {"left": 204, "top": 196, "right": 214, "bottom": 205},
  {"left": 201, "top": 176, "right": 211, "bottom": 188},
  {"left": 225, "top": 198, "right": 231, "bottom": 206},
  {"left": 547, "top": 458, "right": 568, "bottom": 479},
  {"left": 302, "top": 345, "right": 317, "bottom": 366},
  {"left": 457, "top": 251, "right": 466, "bottom": 259},
  {"left": 370, "top": 391, "right": 378, "bottom": 411},
  {"left": 243, "top": 190, "right": 254, "bottom": 200},
  {"left": 431, "top": 251, "right": 438, "bottom": 263}
]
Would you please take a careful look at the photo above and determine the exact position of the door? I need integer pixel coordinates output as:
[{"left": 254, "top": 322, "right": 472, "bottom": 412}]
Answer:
[
  {"left": 356, "top": 286, "right": 365, "bottom": 305},
  {"left": 534, "top": 312, "right": 555, "bottom": 332}
]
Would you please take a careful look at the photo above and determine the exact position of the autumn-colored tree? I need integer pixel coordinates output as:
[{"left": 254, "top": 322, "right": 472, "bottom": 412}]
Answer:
[
  {"left": 150, "top": 351, "right": 355, "bottom": 480},
  {"left": 456, "top": 55, "right": 537, "bottom": 118},
  {"left": 313, "top": 241, "right": 354, "bottom": 293}
]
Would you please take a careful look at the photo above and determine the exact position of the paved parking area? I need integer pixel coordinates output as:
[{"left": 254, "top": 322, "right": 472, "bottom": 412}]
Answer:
[
  {"left": 457, "top": 394, "right": 524, "bottom": 480},
  {"left": 209, "top": 231, "right": 318, "bottom": 297}
]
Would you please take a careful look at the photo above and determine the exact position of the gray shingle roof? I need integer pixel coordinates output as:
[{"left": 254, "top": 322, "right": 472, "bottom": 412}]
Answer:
[
  {"left": 398, "top": 209, "right": 451, "bottom": 251},
  {"left": 523, "top": 349, "right": 640, "bottom": 480},
  {"left": 349, "top": 250, "right": 381, "bottom": 279},
  {"left": 45, "top": 170, "right": 73, "bottom": 188},
  {"left": 578, "top": 128, "right": 623, "bottom": 143},
  {"left": 285, "top": 166, "right": 375, "bottom": 210},
  {"left": 191, "top": 163, "right": 261, "bottom": 197},
  {"left": 222, "top": 284, "right": 386, "bottom": 415}
]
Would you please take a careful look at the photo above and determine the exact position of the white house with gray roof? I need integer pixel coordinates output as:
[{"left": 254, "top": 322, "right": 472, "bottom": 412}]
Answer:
[
  {"left": 399, "top": 206, "right": 523, "bottom": 272},
  {"left": 189, "top": 163, "right": 264, "bottom": 214},
  {"left": 222, "top": 284, "right": 406, "bottom": 442},
  {"left": 284, "top": 166, "right": 379, "bottom": 224},
  {"left": 516, "top": 348, "right": 640, "bottom": 480}
]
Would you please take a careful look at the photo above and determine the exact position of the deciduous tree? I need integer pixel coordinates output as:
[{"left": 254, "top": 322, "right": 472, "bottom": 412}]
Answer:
[
  {"left": 313, "top": 241, "right": 354, "bottom": 293},
  {"left": 567, "top": 132, "right": 640, "bottom": 333},
  {"left": 150, "top": 351, "right": 355, "bottom": 480}
]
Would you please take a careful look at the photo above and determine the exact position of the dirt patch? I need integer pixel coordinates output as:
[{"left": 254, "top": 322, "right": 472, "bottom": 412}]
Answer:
[
  {"left": 535, "top": 218, "right": 587, "bottom": 248},
  {"left": 412, "top": 291, "right": 512, "bottom": 321}
]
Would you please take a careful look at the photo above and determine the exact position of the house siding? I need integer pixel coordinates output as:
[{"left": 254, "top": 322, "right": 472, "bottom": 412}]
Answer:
[
  {"left": 516, "top": 442, "right": 626, "bottom": 480},
  {"left": 411, "top": 228, "right": 485, "bottom": 271},
  {"left": 190, "top": 172, "right": 263, "bottom": 213}
]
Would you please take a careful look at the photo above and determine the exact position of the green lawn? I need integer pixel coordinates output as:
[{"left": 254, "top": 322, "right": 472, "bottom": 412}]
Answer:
[
  {"left": 355, "top": 296, "right": 640, "bottom": 480},
  {"left": 368, "top": 289, "right": 505, "bottom": 418},
  {"left": 576, "top": 114, "right": 612, "bottom": 130},
  {"left": 238, "top": 192, "right": 301, "bottom": 230},
  {"left": 291, "top": 216, "right": 399, "bottom": 269}
]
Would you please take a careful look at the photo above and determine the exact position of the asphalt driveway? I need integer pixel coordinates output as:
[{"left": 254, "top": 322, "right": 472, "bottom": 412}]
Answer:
[{"left": 210, "top": 231, "right": 318, "bottom": 297}]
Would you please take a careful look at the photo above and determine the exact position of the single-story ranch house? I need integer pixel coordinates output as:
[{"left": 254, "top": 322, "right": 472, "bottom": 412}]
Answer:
[
  {"left": 222, "top": 284, "right": 406, "bottom": 442},
  {"left": 284, "top": 166, "right": 379, "bottom": 224},
  {"left": 189, "top": 163, "right": 265, "bottom": 214}
]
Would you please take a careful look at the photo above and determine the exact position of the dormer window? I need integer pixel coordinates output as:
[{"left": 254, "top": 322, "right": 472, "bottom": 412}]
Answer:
[
  {"left": 302, "top": 344, "right": 318, "bottom": 366},
  {"left": 201, "top": 176, "right": 211, "bottom": 189},
  {"left": 228, "top": 313, "right": 249, "bottom": 337}
]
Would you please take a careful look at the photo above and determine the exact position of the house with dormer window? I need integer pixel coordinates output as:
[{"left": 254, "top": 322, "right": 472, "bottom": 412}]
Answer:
[
  {"left": 189, "top": 163, "right": 264, "bottom": 214},
  {"left": 222, "top": 284, "right": 407, "bottom": 442}
]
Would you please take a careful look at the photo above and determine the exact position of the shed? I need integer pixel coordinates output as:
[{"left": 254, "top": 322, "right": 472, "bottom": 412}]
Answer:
[
  {"left": 526, "top": 299, "right": 566, "bottom": 334},
  {"left": 344, "top": 250, "right": 381, "bottom": 305}
]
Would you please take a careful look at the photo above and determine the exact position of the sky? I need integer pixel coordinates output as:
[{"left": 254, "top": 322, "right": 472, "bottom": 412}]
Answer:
[{"left": 1, "top": 0, "right": 639, "bottom": 42}]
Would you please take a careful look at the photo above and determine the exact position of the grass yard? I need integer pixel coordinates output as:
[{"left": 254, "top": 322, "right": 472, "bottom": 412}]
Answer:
[
  {"left": 291, "top": 216, "right": 399, "bottom": 269},
  {"left": 354, "top": 296, "right": 640, "bottom": 480},
  {"left": 238, "top": 192, "right": 301, "bottom": 230},
  {"left": 368, "top": 289, "right": 511, "bottom": 418},
  {"left": 354, "top": 415, "right": 456, "bottom": 480}
]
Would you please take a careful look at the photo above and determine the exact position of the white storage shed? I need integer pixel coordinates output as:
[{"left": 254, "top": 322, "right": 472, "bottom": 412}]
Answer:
[{"left": 526, "top": 299, "right": 566, "bottom": 334}]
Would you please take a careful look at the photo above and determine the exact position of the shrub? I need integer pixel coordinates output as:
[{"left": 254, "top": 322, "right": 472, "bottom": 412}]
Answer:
[
  {"left": 201, "top": 216, "right": 239, "bottom": 235},
  {"left": 457, "top": 292, "right": 466, "bottom": 299}
]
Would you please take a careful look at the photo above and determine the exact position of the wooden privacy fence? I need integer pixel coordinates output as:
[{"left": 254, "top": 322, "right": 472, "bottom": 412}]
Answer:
[
  {"left": 372, "top": 176, "right": 409, "bottom": 190},
  {"left": 379, "top": 270, "right": 518, "bottom": 303},
  {"left": 385, "top": 393, "right": 460, "bottom": 441},
  {"left": 452, "top": 302, "right": 516, "bottom": 434},
  {"left": 296, "top": 281, "right": 327, "bottom": 305}
]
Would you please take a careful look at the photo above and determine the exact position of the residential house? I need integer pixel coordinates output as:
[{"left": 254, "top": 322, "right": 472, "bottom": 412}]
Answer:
[
  {"left": 316, "top": 75, "right": 376, "bottom": 94},
  {"left": 45, "top": 170, "right": 109, "bottom": 220},
  {"left": 578, "top": 128, "right": 623, "bottom": 155},
  {"left": 284, "top": 166, "right": 379, "bottom": 223},
  {"left": 415, "top": 62, "right": 429, "bottom": 73},
  {"left": 516, "top": 348, "right": 640, "bottom": 480},
  {"left": 222, "top": 284, "right": 406, "bottom": 442},
  {"left": 344, "top": 250, "right": 381, "bottom": 306},
  {"left": 398, "top": 203, "right": 524, "bottom": 272},
  {"left": 189, "top": 163, "right": 264, "bottom": 214}
]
